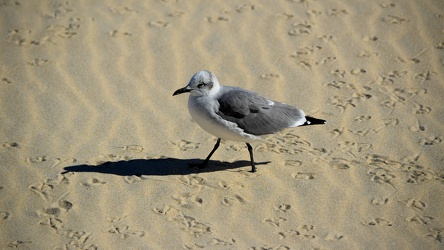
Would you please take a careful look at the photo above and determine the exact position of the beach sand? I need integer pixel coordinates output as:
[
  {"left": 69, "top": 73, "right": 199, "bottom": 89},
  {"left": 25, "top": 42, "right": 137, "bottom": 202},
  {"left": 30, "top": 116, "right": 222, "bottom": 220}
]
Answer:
[{"left": 1, "top": 0, "right": 443, "bottom": 249}]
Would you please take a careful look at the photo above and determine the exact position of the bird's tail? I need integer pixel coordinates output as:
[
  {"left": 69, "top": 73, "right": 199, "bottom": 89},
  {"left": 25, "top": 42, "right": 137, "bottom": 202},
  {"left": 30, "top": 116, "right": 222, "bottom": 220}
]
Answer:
[{"left": 301, "top": 116, "right": 326, "bottom": 126}]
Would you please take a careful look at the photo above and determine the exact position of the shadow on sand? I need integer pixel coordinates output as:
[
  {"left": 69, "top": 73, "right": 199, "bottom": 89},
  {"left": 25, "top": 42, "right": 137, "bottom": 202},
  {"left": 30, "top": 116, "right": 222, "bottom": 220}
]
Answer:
[{"left": 62, "top": 158, "right": 271, "bottom": 176}]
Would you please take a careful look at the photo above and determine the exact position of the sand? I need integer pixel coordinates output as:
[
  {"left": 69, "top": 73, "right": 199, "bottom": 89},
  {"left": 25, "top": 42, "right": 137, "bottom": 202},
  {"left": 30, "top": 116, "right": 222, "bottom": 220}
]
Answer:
[{"left": 1, "top": 0, "right": 443, "bottom": 249}]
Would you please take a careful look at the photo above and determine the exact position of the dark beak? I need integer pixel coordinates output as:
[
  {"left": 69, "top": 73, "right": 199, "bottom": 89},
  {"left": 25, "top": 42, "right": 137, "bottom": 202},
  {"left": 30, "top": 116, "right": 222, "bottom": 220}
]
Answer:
[{"left": 173, "top": 86, "right": 191, "bottom": 96}]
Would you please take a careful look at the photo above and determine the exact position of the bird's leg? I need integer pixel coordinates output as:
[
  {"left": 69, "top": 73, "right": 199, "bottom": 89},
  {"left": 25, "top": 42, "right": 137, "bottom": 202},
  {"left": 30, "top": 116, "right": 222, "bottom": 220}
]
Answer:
[
  {"left": 196, "top": 138, "right": 221, "bottom": 168},
  {"left": 246, "top": 143, "right": 256, "bottom": 173}
]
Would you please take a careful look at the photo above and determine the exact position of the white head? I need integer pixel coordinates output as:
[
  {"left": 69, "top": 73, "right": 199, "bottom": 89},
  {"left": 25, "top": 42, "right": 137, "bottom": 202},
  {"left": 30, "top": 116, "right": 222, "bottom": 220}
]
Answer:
[{"left": 173, "top": 70, "right": 220, "bottom": 97}]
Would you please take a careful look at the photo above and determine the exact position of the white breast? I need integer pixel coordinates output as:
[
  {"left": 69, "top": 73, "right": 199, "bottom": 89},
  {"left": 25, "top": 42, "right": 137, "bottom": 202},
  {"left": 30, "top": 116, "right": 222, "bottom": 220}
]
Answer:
[{"left": 187, "top": 96, "right": 260, "bottom": 143}]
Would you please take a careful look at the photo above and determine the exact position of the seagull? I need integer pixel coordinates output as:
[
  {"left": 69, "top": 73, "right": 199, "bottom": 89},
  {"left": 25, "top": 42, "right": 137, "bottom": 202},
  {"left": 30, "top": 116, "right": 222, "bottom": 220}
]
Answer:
[{"left": 173, "top": 70, "right": 326, "bottom": 172}]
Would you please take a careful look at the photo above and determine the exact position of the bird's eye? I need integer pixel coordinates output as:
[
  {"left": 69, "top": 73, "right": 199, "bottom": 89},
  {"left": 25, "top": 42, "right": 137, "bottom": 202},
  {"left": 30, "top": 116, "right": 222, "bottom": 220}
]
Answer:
[{"left": 197, "top": 82, "right": 206, "bottom": 88}]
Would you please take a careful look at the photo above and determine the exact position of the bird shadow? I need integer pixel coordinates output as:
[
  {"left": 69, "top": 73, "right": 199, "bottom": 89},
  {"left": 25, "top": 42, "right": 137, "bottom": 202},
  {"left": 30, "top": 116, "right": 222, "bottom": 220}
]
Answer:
[{"left": 62, "top": 158, "right": 271, "bottom": 176}]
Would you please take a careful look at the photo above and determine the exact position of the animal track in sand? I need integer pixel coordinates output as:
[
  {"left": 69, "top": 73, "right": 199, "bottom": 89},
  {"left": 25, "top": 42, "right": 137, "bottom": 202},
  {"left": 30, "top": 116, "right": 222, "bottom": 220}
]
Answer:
[
  {"left": 235, "top": 4, "right": 255, "bottom": 13},
  {"left": 110, "top": 144, "right": 144, "bottom": 152},
  {"left": 426, "top": 228, "right": 443, "bottom": 243},
  {"left": 148, "top": 21, "right": 170, "bottom": 28},
  {"left": 407, "top": 215, "right": 434, "bottom": 225},
  {"left": 205, "top": 16, "right": 229, "bottom": 23},
  {"left": 7, "top": 241, "right": 33, "bottom": 248},
  {"left": 2, "top": 77, "right": 12, "bottom": 84},
  {"left": 29, "top": 172, "right": 72, "bottom": 202},
  {"left": 169, "top": 140, "right": 200, "bottom": 151},
  {"left": 26, "top": 156, "right": 47, "bottom": 163},
  {"left": 275, "top": 13, "right": 295, "bottom": 20},
  {"left": 167, "top": 10, "right": 185, "bottom": 17},
  {"left": 419, "top": 136, "right": 442, "bottom": 146},
  {"left": 278, "top": 225, "right": 316, "bottom": 240},
  {"left": 26, "top": 58, "right": 49, "bottom": 66},
  {"left": 330, "top": 158, "right": 351, "bottom": 170},
  {"left": 262, "top": 217, "right": 287, "bottom": 228},
  {"left": 176, "top": 175, "right": 205, "bottom": 187},
  {"left": 368, "top": 167, "right": 396, "bottom": 185},
  {"left": 43, "top": 1, "right": 73, "bottom": 18},
  {"left": 109, "top": 6, "right": 139, "bottom": 15},
  {"left": 371, "top": 197, "right": 389, "bottom": 205},
  {"left": 382, "top": 15, "right": 409, "bottom": 24},
  {"left": 288, "top": 21, "right": 313, "bottom": 36},
  {"left": 338, "top": 141, "right": 372, "bottom": 154},
  {"left": 39, "top": 216, "right": 96, "bottom": 248},
  {"left": 362, "top": 35, "right": 378, "bottom": 42},
  {"left": 326, "top": 9, "right": 348, "bottom": 17},
  {"left": 1, "top": 211, "right": 11, "bottom": 220},
  {"left": 325, "top": 80, "right": 356, "bottom": 90},
  {"left": 109, "top": 30, "right": 132, "bottom": 37},
  {"left": 324, "top": 232, "right": 344, "bottom": 241},
  {"left": 329, "top": 69, "right": 346, "bottom": 78},
  {"left": 402, "top": 198, "right": 427, "bottom": 210},
  {"left": 81, "top": 177, "right": 106, "bottom": 188},
  {"left": 221, "top": 195, "right": 246, "bottom": 206},
  {"left": 290, "top": 45, "right": 322, "bottom": 58},
  {"left": 250, "top": 245, "right": 290, "bottom": 250},
  {"left": 284, "top": 160, "right": 302, "bottom": 167},
  {"left": 409, "top": 119, "right": 426, "bottom": 132},
  {"left": 2, "top": 142, "right": 19, "bottom": 148},
  {"left": 260, "top": 73, "right": 280, "bottom": 80},
  {"left": 379, "top": 3, "right": 396, "bottom": 8},
  {"left": 106, "top": 217, "right": 145, "bottom": 239},
  {"left": 211, "top": 238, "right": 236, "bottom": 246},
  {"left": 173, "top": 192, "right": 203, "bottom": 208},
  {"left": 358, "top": 51, "right": 379, "bottom": 57},
  {"left": 217, "top": 180, "right": 245, "bottom": 189},
  {"left": 363, "top": 218, "right": 393, "bottom": 226},
  {"left": 153, "top": 205, "right": 212, "bottom": 236},
  {"left": 291, "top": 172, "right": 317, "bottom": 180},
  {"left": 274, "top": 204, "right": 291, "bottom": 213}
]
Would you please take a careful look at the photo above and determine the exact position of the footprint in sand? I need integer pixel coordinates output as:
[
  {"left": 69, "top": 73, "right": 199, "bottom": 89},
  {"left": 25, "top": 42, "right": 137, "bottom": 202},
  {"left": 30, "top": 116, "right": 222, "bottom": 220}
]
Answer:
[
  {"left": 274, "top": 204, "right": 291, "bottom": 213},
  {"left": 205, "top": 16, "right": 229, "bottom": 23},
  {"left": 262, "top": 217, "right": 287, "bottom": 228},
  {"left": 153, "top": 205, "right": 212, "bottom": 237},
  {"left": 403, "top": 198, "right": 427, "bottom": 210},
  {"left": 211, "top": 238, "right": 236, "bottom": 246},
  {"left": 292, "top": 172, "right": 316, "bottom": 180},
  {"left": 235, "top": 4, "right": 255, "bottom": 13},
  {"left": 260, "top": 73, "right": 280, "bottom": 80},
  {"left": 26, "top": 58, "right": 49, "bottom": 66},
  {"left": 327, "top": 9, "right": 348, "bottom": 16},
  {"left": 221, "top": 195, "right": 246, "bottom": 206},
  {"left": 148, "top": 21, "right": 170, "bottom": 28},
  {"left": 325, "top": 232, "right": 344, "bottom": 241},
  {"left": 419, "top": 136, "right": 442, "bottom": 146},
  {"left": 26, "top": 156, "right": 47, "bottom": 163},
  {"left": 288, "top": 21, "right": 313, "bottom": 36},
  {"left": 426, "top": 228, "right": 443, "bottom": 243},
  {"left": 364, "top": 218, "right": 393, "bottom": 226},
  {"left": 81, "top": 177, "right": 106, "bottom": 188},
  {"left": 1, "top": 211, "right": 11, "bottom": 220},
  {"left": 406, "top": 215, "right": 434, "bottom": 225},
  {"left": 2, "top": 142, "right": 20, "bottom": 148},
  {"left": 169, "top": 140, "right": 200, "bottom": 151},
  {"left": 279, "top": 225, "right": 316, "bottom": 240},
  {"left": 7, "top": 241, "right": 33, "bottom": 248},
  {"left": 173, "top": 192, "right": 203, "bottom": 208}
]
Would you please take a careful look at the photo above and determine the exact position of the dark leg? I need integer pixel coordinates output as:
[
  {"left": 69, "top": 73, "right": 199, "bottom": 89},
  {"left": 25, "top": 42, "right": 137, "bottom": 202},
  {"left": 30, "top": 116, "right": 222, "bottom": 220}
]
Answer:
[
  {"left": 196, "top": 138, "right": 221, "bottom": 168},
  {"left": 246, "top": 143, "right": 256, "bottom": 173}
]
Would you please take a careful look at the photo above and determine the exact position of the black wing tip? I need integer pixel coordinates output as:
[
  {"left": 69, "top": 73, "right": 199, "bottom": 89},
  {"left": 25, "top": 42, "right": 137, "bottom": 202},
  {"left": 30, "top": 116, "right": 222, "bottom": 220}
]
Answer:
[{"left": 303, "top": 116, "right": 326, "bottom": 126}]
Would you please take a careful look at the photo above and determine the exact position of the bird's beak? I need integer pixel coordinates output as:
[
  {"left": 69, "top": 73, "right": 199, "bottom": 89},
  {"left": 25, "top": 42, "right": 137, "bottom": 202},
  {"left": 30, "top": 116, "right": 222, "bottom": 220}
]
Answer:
[{"left": 173, "top": 86, "right": 192, "bottom": 96}]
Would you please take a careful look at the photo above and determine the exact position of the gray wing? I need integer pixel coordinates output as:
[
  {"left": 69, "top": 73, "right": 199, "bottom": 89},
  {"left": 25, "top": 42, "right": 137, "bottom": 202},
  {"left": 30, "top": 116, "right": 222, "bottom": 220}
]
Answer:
[{"left": 215, "top": 87, "right": 305, "bottom": 135}]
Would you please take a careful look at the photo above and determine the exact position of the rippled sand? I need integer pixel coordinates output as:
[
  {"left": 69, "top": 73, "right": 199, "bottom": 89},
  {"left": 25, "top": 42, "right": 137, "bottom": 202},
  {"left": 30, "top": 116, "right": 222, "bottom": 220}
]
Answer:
[{"left": 1, "top": 0, "right": 443, "bottom": 249}]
